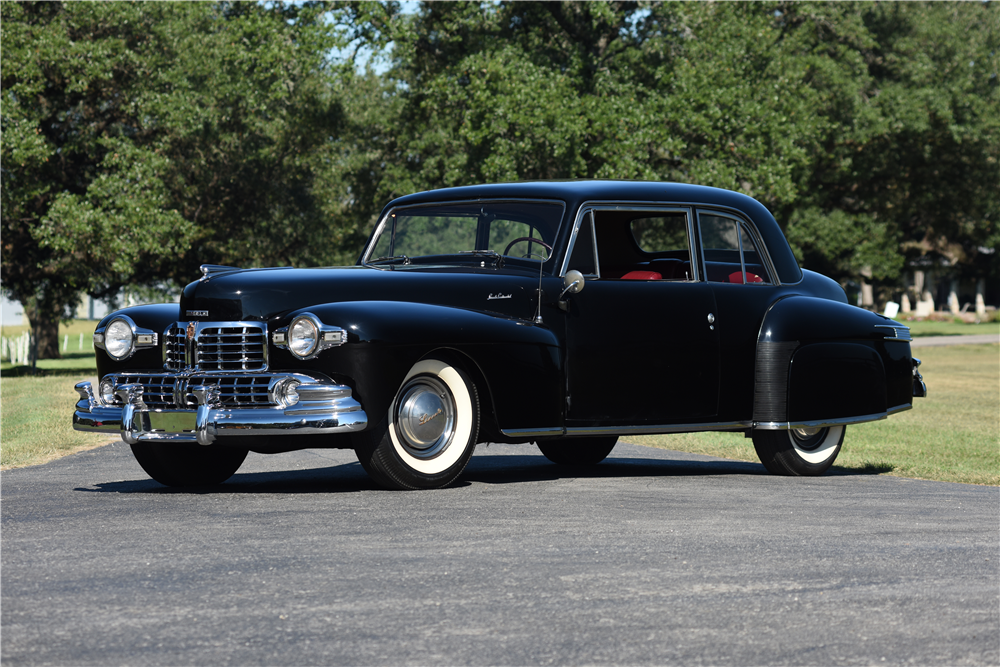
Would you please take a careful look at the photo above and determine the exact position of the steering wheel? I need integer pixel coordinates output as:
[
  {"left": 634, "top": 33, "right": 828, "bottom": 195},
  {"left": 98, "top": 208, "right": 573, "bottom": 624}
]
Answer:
[{"left": 503, "top": 237, "right": 553, "bottom": 258}]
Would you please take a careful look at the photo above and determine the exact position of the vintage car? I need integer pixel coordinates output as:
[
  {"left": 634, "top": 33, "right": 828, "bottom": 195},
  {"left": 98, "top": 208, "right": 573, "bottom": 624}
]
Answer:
[{"left": 73, "top": 181, "right": 926, "bottom": 489}]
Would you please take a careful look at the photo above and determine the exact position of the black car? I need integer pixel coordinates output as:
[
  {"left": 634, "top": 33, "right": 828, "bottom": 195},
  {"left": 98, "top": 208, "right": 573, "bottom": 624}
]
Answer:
[{"left": 73, "top": 181, "right": 926, "bottom": 489}]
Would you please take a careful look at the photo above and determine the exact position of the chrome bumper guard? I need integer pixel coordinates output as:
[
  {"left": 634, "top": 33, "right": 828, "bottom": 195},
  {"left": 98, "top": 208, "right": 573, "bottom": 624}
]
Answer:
[{"left": 73, "top": 376, "right": 368, "bottom": 446}]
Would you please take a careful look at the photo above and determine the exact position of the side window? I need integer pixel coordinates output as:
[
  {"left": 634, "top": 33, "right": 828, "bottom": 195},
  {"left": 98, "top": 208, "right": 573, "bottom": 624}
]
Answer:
[
  {"left": 739, "top": 226, "right": 771, "bottom": 284},
  {"left": 567, "top": 212, "right": 597, "bottom": 276},
  {"left": 698, "top": 212, "right": 771, "bottom": 284}
]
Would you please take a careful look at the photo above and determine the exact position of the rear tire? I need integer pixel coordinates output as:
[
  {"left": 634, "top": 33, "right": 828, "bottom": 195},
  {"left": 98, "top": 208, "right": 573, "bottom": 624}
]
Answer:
[
  {"left": 354, "top": 358, "right": 479, "bottom": 490},
  {"left": 130, "top": 443, "right": 248, "bottom": 487},
  {"left": 751, "top": 425, "right": 844, "bottom": 476},
  {"left": 537, "top": 436, "right": 618, "bottom": 465}
]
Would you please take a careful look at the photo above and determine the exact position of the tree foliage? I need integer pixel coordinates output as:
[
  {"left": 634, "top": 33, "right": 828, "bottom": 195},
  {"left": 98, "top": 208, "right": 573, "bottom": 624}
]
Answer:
[
  {"left": 2, "top": 1, "right": 997, "bottom": 358},
  {"left": 2, "top": 1, "right": 347, "bottom": 357}
]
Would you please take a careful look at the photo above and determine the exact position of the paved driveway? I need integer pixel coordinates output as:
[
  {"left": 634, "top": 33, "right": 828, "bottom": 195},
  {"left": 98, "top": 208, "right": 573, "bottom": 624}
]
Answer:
[{"left": 2, "top": 442, "right": 997, "bottom": 666}]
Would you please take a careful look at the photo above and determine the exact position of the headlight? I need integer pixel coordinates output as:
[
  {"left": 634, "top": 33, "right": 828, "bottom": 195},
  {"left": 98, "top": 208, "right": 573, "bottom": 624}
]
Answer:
[
  {"left": 288, "top": 316, "right": 319, "bottom": 358},
  {"left": 104, "top": 319, "right": 134, "bottom": 360}
]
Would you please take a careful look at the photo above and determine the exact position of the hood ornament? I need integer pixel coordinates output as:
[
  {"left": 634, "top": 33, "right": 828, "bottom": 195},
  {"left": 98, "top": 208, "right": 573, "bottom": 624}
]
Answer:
[{"left": 199, "top": 264, "right": 241, "bottom": 281}]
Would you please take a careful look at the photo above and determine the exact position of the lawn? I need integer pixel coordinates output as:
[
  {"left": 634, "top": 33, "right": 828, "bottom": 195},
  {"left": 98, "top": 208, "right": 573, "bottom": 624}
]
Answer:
[
  {"left": 632, "top": 344, "right": 1000, "bottom": 485},
  {"left": 901, "top": 318, "right": 999, "bottom": 337}
]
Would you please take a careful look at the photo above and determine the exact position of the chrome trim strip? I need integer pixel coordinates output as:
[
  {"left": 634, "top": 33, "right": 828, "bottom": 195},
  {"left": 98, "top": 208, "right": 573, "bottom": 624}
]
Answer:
[
  {"left": 499, "top": 427, "right": 567, "bottom": 438},
  {"left": 501, "top": 422, "right": 756, "bottom": 439},
  {"left": 887, "top": 403, "right": 913, "bottom": 416},
  {"left": 754, "top": 411, "right": 890, "bottom": 431},
  {"left": 73, "top": 379, "right": 368, "bottom": 444},
  {"left": 564, "top": 421, "right": 752, "bottom": 436},
  {"left": 874, "top": 324, "right": 913, "bottom": 341}
]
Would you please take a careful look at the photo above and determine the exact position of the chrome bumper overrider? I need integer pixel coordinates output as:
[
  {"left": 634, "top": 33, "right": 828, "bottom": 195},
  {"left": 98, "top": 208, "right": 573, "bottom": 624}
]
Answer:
[{"left": 73, "top": 376, "right": 368, "bottom": 446}]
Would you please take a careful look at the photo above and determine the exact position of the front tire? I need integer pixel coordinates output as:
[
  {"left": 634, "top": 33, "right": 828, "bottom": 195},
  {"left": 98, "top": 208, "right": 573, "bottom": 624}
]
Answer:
[
  {"left": 751, "top": 425, "right": 845, "bottom": 476},
  {"left": 130, "top": 443, "right": 248, "bottom": 487},
  {"left": 538, "top": 436, "right": 618, "bottom": 465},
  {"left": 354, "top": 358, "right": 480, "bottom": 490}
]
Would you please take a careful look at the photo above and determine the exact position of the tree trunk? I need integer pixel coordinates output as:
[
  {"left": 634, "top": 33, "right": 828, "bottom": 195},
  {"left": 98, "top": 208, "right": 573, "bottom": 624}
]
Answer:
[{"left": 22, "top": 299, "right": 63, "bottom": 361}]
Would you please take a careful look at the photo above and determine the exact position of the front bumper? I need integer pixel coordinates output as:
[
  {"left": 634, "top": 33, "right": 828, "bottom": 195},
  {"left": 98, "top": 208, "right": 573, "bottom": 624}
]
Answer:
[{"left": 73, "top": 374, "right": 368, "bottom": 446}]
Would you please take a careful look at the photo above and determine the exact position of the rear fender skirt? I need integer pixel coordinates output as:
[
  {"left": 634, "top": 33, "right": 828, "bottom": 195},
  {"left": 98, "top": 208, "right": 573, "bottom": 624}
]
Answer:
[{"left": 753, "top": 296, "right": 896, "bottom": 425}]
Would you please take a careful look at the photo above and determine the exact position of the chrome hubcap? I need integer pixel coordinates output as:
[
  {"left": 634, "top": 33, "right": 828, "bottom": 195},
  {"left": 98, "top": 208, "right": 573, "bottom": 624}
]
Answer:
[
  {"left": 790, "top": 426, "right": 827, "bottom": 451},
  {"left": 394, "top": 376, "right": 456, "bottom": 459}
]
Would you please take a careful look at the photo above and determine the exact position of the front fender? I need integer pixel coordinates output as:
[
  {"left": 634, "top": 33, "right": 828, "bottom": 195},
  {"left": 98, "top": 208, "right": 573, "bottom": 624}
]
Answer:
[
  {"left": 753, "top": 296, "right": 901, "bottom": 427},
  {"left": 94, "top": 303, "right": 181, "bottom": 379},
  {"left": 274, "top": 302, "right": 564, "bottom": 434}
]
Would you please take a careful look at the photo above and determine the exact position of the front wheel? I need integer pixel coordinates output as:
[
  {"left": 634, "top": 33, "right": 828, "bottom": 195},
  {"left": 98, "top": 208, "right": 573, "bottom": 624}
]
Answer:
[
  {"left": 751, "top": 425, "right": 845, "bottom": 476},
  {"left": 130, "top": 442, "right": 248, "bottom": 487},
  {"left": 537, "top": 436, "right": 618, "bottom": 465},
  {"left": 354, "top": 358, "right": 480, "bottom": 490}
]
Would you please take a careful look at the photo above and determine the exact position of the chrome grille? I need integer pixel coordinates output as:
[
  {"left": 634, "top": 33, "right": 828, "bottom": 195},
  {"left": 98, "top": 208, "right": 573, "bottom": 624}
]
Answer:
[
  {"left": 197, "top": 326, "right": 266, "bottom": 371},
  {"left": 114, "top": 375, "right": 177, "bottom": 409},
  {"left": 163, "top": 325, "right": 185, "bottom": 370},
  {"left": 162, "top": 322, "right": 267, "bottom": 371},
  {"left": 111, "top": 374, "right": 275, "bottom": 409}
]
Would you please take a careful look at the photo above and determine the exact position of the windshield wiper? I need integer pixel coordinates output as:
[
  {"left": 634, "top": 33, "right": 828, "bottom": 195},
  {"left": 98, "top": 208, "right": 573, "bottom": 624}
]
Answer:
[{"left": 369, "top": 255, "right": 410, "bottom": 265}]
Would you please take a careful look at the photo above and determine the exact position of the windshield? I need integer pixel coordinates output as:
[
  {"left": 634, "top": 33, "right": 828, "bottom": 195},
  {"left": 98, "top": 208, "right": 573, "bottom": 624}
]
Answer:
[{"left": 365, "top": 200, "right": 564, "bottom": 272}]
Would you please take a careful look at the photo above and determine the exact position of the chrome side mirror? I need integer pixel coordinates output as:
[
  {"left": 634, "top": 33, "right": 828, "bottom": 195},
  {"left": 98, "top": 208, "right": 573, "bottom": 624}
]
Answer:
[{"left": 559, "top": 270, "right": 585, "bottom": 300}]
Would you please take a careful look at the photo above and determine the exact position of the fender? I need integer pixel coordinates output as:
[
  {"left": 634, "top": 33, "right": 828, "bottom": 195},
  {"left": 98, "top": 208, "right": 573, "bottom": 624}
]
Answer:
[
  {"left": 274, "top": 301, "right": 564, "bottom": 434},
  {"left": 94, "top": 303, "right": 181, "bottom": 379},
  {"left": 753, "top": 296, "right": 901, "bottom": 428}
]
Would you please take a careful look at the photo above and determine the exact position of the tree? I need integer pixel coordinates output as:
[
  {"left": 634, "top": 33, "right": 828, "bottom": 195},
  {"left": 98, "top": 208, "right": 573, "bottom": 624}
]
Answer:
[{"left": 2, "top": 1, "right": 351, "bottom": 358}]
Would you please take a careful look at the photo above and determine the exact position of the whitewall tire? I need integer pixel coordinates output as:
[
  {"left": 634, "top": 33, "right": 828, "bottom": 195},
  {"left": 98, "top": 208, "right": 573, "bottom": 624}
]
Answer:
[
  {"left": 752, "top": 425, "right": 845, "bottom": 476},
  {"left": 354, "top": 358, "right": 480, "bottom": 490}
]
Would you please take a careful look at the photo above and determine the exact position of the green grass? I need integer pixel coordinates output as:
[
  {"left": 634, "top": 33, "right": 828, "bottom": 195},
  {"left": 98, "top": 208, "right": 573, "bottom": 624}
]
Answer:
[
  {"left": 0, "top": 320, "right": 113, "bottom": 469},
  {"left": 631, "top": 344, "right": 1000, "bottom": 485},
  {"left": 900, "top": 319, "right": 999, "bottom": 338}
]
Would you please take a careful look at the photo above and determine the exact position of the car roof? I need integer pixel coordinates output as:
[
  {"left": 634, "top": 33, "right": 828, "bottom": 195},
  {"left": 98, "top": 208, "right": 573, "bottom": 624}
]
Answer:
[{"left": 382, "top": 180, "right": 802, "bottom": 284}]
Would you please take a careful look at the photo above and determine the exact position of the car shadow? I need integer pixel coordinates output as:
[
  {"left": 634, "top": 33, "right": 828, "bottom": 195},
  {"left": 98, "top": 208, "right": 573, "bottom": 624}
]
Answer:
[{"left": 72, "top": 450, "right": 890, "bottom": 495}]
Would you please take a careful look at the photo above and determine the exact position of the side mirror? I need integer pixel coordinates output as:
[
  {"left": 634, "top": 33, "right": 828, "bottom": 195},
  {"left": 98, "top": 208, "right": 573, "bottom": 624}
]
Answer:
[{"left": 560, "top": 270, "right": 585, "bottom": 300}]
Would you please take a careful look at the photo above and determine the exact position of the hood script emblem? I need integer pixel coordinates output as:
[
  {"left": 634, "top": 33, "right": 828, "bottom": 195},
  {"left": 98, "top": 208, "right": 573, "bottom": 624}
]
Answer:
[
  {"left": 488, "top": 293, "right": 512, "bottom": 300},
  {"left": 186, "top": 310, "right": 209, "bottom": 317}
]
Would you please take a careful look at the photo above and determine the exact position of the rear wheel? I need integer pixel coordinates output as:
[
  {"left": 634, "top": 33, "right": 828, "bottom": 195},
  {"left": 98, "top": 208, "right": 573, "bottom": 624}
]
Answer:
[
  {"left": 751, "top": 425, "right": 844, "bottom": 476},
  {"left": 130, "top": 443, "right": 248, "bottom": 487},
  {"left": 537, "top": 436, "right": 618, "bottom": 466},
  {"left": 354, "top": 358, "right": 479, "bottom": 490}
]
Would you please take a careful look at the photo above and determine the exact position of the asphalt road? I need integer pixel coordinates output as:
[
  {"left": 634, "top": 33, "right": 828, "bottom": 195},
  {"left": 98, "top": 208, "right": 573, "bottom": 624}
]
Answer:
[{"left": 2, "top": 441, "right": 997, "bottom": 666}]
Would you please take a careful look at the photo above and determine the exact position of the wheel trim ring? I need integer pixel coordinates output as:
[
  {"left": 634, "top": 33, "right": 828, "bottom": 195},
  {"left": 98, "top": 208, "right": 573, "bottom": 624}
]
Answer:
[
  {"left": 387, "top": 360, "right": 474, "bottom": 475},
  {"left": 788, "top": 425, "right": 843, "bottom": 464}
]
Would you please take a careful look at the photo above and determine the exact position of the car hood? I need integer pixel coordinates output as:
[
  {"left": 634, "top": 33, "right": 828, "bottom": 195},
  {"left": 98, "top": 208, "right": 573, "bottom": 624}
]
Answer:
[{"left": 179, "top": 265, "right": 545, "bottom": 323}]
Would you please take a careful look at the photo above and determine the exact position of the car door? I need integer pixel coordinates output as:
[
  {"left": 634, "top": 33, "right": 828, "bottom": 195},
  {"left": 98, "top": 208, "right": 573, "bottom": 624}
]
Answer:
[
  {"left": 561, "top": 206, "right": 721, "bottom": 426},
  {"left": 696, "top": 209, "right": 784, "bottom": 420}
]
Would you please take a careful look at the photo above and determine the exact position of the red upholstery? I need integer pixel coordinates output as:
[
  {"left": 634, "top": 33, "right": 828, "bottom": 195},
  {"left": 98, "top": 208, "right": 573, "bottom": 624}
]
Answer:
[
  {"left": 728, "top": 271, "right": 764, "bottom": 284},
  {"left": 621, "top": 270, "right": 662, "bottom": 281}
]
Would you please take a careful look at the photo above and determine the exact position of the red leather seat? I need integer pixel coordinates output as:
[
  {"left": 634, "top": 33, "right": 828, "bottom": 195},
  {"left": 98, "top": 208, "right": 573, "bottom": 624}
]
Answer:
[
  {"left": 621, "top": 270, "right": 662, "bottom": 281},
  {"left": 728, "top": 271, "right": 763, "bottom": 284}
]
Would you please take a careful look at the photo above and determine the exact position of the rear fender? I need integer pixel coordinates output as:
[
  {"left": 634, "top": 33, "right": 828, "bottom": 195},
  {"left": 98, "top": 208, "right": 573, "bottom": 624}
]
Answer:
[{"left": 753, "top": 296, "right": 897, "bottom": 428}]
